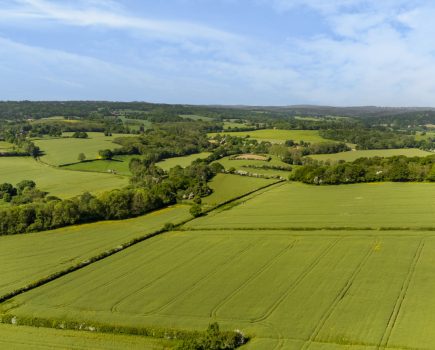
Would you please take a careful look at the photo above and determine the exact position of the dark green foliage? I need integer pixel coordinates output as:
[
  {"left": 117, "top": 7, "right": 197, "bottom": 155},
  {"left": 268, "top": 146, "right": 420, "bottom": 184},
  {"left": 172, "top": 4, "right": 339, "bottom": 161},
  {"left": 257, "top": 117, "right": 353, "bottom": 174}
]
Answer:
[
  {"left": 176, "top": 323, "right": 246, "bottom": 350},
  {"left": 291, "top": 155, "right": 435, "bottom": 184},
  {"left": 320, "top": 128, "right": 434, "bottom": 150},
  {"left": 0, "top": 183, "right": 17, "bottom": 199},
  {"left": 71, "top": 131, "right": 88, "bottom": 138},
  {"left": 190, "top": 204, "right": 202, "bottom": 218},
  {"left": 98, "top": 149, "right": 113, "bottom": 160}
]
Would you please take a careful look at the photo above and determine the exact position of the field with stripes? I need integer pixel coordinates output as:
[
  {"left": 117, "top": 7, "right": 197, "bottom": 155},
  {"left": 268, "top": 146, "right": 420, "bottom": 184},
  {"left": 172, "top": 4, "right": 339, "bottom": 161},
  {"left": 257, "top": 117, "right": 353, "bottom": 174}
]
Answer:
[{"left": 1, "top": 182, "right": 435, "bottom": 349}]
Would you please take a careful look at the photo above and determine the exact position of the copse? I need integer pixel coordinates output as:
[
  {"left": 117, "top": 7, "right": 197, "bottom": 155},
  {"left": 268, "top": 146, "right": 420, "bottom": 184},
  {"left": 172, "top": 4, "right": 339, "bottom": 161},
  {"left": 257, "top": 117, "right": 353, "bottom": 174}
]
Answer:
[
  {"left": 291, "top": 155, "right": 435, "bottom": 185},
  {"left": 0, "top": 161, "right": 222, "bottom": 236}
]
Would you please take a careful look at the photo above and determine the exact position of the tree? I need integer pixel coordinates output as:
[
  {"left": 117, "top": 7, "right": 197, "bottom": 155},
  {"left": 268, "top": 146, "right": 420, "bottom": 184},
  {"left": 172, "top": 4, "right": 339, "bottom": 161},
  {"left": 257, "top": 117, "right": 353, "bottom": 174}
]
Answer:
[
  {"left": 16, "top": 180, "right": 36, "bottom": 195},
  {"left": 99, "top": 149, "right": 113, "bottom": 160},
  {"left": 78, "top": 153, "right": 86, "bottom": 162},
  {"left": 190, "top": 204, "right": 202, "bottom": 217}
]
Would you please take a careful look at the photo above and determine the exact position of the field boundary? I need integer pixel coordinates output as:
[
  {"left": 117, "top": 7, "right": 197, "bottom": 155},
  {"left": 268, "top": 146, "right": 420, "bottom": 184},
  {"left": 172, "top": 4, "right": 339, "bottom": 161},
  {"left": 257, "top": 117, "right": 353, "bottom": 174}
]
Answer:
[{"left": 182, "top": 226, "right": 435, "bottom": 232}]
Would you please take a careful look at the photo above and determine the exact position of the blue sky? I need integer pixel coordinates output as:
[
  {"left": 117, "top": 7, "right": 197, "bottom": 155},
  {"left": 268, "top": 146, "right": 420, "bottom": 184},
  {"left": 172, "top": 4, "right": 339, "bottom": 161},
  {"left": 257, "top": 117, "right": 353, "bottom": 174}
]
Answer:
[{"left": 1, "top": 0, "right": 435, "bottom": 106}]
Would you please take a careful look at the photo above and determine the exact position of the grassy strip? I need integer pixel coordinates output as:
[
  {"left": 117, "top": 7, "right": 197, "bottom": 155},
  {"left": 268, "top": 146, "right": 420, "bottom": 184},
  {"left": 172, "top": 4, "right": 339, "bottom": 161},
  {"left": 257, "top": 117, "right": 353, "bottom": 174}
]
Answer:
[
  {"left": 182, "top": 226, "right": 435, "bottom": 231},
  {"left": 0, "top": 314, "right": 246, "bottom": 347}
]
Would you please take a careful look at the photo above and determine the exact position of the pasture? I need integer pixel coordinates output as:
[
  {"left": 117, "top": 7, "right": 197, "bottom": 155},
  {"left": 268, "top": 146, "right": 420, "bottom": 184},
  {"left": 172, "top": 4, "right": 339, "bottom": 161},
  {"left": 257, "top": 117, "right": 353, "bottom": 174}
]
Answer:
[
  {"left": 62, "top": 155, "right": 139, "bottom": 175},
  {"left": 34, "top": 132, "right": 136, "bottom": 166},
  {"left": 202, "top": 173, "right": 279, "bottom": 206},
  {"left": 0, "top": 141, "right": 15, "bottom": 152},
  {"left": 179, "top": 114, "right": 214, "bottom": 121},
  {"left": 0, "top": 157, "right": 127, "bottom": 198},
  {"left": 188, "top": 182, "right": 435, "bottom": 229},
  {"left": 4, "top": 229, "right": 435, "bottom": 350},
  {"left": 214, "top": 155, "right": 292, "bottom": 177},
  {"left": 0, "top": 323, "right": 175, "bottom": 349},
  {"left": 208, "top": 129, "right": 329, "bottom": 143},
  {"left": 0, "top": 205, "right": 190, "bottom": 299},
  {"left": 309, "top": 148, "right": 432, "bottom": 162},
  {"left": 155, "top": 152, "right": 212, "bottom": 171},
  {"left": 63, "top": 152, "right": 212, "bottom": 174}
]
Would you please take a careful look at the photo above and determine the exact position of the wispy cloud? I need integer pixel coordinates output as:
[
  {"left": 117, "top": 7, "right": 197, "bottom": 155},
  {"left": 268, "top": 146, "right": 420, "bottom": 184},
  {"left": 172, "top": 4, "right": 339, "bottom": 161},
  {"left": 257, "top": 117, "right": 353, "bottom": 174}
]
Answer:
[
  {"left": 1, "top": 0, "right": 241, "bottom": 43},
  {"left": 2, "top": 0, "right": 435, "bottom": 105}
]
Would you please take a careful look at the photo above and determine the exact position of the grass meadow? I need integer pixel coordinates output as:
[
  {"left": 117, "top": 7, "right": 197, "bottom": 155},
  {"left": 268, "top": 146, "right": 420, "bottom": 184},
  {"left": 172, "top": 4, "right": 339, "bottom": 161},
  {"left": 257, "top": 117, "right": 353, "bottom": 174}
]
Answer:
[
  {"left": 214, "top": 155, "right": 292, "bottom": 177},
  {"left": 63, "top": 152, "right": 212, "bottom": 174},
  {"left": 0, "top": 205, "right": 190, "bottom": 299},
  {"left": 34, "top": 132, "right": 136, "bottom": 166},
  {"left": 208, "top": 129, "right": 329, "bottom": 144},
  {"left": 0, "top": 141, "right": 15, "bottom": 153},
  {"left": 155, "top": 152, "right": 212, "bottom": 171},
  {"left": 0, "top": 323, "right": 175, "bottom": 349},
  {"left": 4, "top": 229, "right": 435, "bottom": 350},
  {"left": 309, "top": 148, "right": 433, "bottom": 162},
  {"left": 0, "top": 157, "right": 128, "bottom": 198},
  {"left": 62, "top": 155, "right": 138, "bottom": 175}
]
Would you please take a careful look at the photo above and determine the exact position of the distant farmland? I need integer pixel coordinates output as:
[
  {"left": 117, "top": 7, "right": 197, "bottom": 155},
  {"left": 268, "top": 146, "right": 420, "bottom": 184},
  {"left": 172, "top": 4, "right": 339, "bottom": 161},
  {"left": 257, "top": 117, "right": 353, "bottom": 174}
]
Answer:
[
  {"left": 208, "top": 129, "right": 329, "bottom": 144},
  {"left": 0, "top": 156, "right": 128, "bottom": 198},
  {"left": 309, "top": 148, "right": 432, "bottom": 162},
  {"left": 34, "top": 132, "right": 136, "bottom": 166}
]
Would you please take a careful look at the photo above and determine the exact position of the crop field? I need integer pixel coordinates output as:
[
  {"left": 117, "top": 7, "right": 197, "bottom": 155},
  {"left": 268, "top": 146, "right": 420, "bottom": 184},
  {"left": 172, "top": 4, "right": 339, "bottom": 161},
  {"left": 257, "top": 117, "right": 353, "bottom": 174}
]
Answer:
[
  {"left": 34, "top": 132, "right": 136, "bottom": 166},
  {"left": 4, "top": 229, "right": 435, "bottom": 350},
  {"left": 0, "top": 157, "right": 127, "bottom": 198},
  {"left": 0, "top": 205, "right": 190, "bottom": 299},
  {"left": 155, "top": 152, "right": 212, "bottom": 171},
  {"left": 309, "top": 148, "right": 432, "bottom": 162},
  {"left": 0, "top": 323, "right": 174, "bottom": 349},
  {"left": 189, "top": 182, "right": 435, "bottom": 229},
  {"left": 208, "top": 129, "right": 329, "bottom": 143},
  {"left": 214, "top": 155, "right": 292, "bottom": 177},
  {"left": 202, "top": 173, "right": 279, "bottom": 206}
]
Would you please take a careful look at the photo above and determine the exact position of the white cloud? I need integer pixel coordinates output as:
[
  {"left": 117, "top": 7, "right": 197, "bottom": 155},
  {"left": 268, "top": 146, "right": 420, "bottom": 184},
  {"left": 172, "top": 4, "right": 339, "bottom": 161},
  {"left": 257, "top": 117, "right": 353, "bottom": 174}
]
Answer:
[
  {"left": 2, "top": 0, "right": 435, "bottom": 105},
  {"left": 1, "top": 0, "right": 241, "bottom": 43}
]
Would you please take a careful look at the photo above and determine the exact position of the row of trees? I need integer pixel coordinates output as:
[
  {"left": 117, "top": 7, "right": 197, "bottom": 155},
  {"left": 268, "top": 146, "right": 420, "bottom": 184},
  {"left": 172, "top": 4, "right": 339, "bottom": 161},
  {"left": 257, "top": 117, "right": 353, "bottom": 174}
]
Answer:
[
  {"left": 0, "top": 160, "right": 223, "bottom": 236},
  {"left": 291, "top": 155, "right": 435, "bottom": 184},
  {"left": 320, "top": 128, "right": 435, "bottom": 150}
]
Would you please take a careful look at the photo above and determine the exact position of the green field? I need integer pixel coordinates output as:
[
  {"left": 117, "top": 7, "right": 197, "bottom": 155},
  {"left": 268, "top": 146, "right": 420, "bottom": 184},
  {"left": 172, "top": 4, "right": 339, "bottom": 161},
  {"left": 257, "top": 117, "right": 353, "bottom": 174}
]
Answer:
[
  {"left": 61, "top": 155, "right": 139, "bottom": 175},
  {"left": 4, "top": 229, "right": 435, "bottom": 350},
  {"left": 188, "top": 182, "right": 435, "bottom": 229},
  {"left": 0, "top": 323, "right": 174, "bottom": 349},
  {"left": 34, "top": 132, "right": 136, "bottom": 166},
  {"left": 0, "top": 141, "right": 15, "bottom": 152},
  {"left": 209, "top": 129, "right": 329, "bottom": 144},
  {"left": 202, "top": 173, "right": 279, "bottom": 206},
  {"left": 0, "top": 157, "right": 127, "bottom": 198},
  {"left": 118, "top": 116, "right": 152, "bottom": 131},
  {"left": 214, "top": 155, "right": 292, "bottom": 177},
  {"left": 309, "top": 148, "right": 433, "bottom": 162},
  {"left": 179, "top": 114, "right": 214, "bottom": 121},
  {"left": 0, "top": 205, "right": 190, "bottom": 299},
  {"left": 63, "top": 152, "right": 212, "bottom": 174},
  {"left": 155, "top": 152, "right": 212, "bottom": 171}
]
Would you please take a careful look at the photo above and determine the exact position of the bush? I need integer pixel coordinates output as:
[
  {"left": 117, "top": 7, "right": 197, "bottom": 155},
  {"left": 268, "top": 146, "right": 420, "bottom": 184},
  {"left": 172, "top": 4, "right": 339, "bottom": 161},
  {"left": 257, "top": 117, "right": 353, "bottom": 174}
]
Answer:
[{"left": 190, "top": 204, "right": 202, "bottom": 218}]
